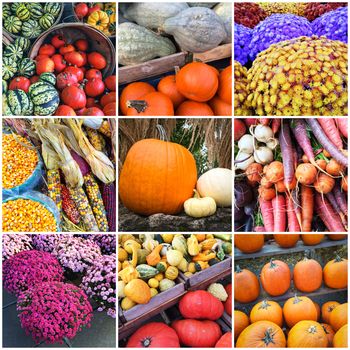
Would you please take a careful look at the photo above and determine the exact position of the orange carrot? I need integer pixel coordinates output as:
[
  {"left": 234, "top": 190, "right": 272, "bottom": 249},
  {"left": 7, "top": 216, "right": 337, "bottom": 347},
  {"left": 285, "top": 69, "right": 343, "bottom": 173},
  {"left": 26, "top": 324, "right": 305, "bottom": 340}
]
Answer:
[{"left": 301, "top": 185, "right": 313, "bottom": 232}]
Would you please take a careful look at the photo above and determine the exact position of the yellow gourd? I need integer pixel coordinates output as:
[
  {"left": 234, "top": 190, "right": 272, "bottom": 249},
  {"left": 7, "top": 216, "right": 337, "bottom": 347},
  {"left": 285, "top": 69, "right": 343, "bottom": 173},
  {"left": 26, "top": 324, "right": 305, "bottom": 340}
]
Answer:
[
  {"left": 121, "top": 297, "right": 136, "bottom": 310},
  {"left": 148, "top": 278, "right": 159, "bottom": 288},
  {"left": 118, "top": 264, "right": 140, "bottom": 283},
  {"left": 195, "top": 261, "right": 209, "bottom": 270},
  {"left": 196, "top": 234, "right": 206, "bottom": 242},
  {"left": 188, "top": 262, "right": 196, "bottom": 273},
  {"left": 125, "top": 279, "right": 151, "bottom": 304},
  {"left": 165, "top": 266, "right": 179, "bottom": 280},
  {"left": 177, "top": 258, "right": 188, "bottom": 272},
  {"left": 87, "top": 10, "right": 109, "bottom": 31},
  {"left": 187, "top": 234, "right": 200, "bottom": 256},
  {"left": 123, "top": 240, "right": 141, "bottom": 267},
  {"left": 184, "top": 272, "right": 193, "bottom": 277},
  {"left": 206, "top": 234, "right": 214, "bottom": 239},
  {"left": 161, "top": 234, "right": 174, "bottom": 243},
  {"left": 184, "top": 190, "right": 217, "bottom": 218},
  {"left": 121, "top": 234, "right": 136, "bottom": 244},
  {"left": 150, "top": 288, "right": 158, "bottom": 297},
  {"left": 192, "top": 251, "right": 216, "bottom": 262},
  {"left": 146, "top": 244, "right": 163, "bottom": 266},
  {"left": 118, "top": 247, "right": 128, "bottom": 262},
  {"left": 118, "top": 261, "right": 121, "bottom": 272},
  {"left": 166, "top": 249, "right": 183, "bottom": 266},
  {"left": 154, "top": 273, "right": 164, "bottom": 281},
  {"left": 142, "top": 236, "right": 159, "bottom": 252},
  {"left": 118, "top": 281, "right": 126, "bottom": 298},
  {"left": 201, "top": 238, "right": 217, "bottom": 250}
]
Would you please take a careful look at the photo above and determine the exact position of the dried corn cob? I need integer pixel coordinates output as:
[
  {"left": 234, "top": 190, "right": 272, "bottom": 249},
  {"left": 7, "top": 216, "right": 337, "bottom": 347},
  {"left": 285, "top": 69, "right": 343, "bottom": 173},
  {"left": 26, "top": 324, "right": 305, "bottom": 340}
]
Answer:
[
  {"left": 85, "top": 127, "right": 106, "bottom": 151},
  {"left": 61, "top": 184, "right": 80, "bottom": 225},
  {"left": 68, "top": 186, "right": 99, "bottom": 232},
  {"left": 47, "top": 169, "right": 62, "bottom": 211},
  {"left": 102, "top": 182, "right": 116, "bottom": 231},
  {"left": 99, "top": 120, "right": 111, "bottom": 138}
]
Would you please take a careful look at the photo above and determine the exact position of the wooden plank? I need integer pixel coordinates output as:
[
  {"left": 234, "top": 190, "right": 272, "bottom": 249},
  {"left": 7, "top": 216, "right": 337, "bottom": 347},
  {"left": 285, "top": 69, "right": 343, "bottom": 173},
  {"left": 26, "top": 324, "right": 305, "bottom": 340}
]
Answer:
[
  {"left": 193, "top": 43, "right": 232, "bottom": 62},
  {"left": 235, "top": 238, "right": 347, "bottom": 260}
]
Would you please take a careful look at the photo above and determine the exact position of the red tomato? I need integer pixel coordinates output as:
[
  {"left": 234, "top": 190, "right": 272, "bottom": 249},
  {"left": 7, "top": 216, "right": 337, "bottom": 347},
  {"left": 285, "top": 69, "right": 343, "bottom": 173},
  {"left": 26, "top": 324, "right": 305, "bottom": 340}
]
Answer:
[
  {"left": 104, "top": 75, "right": 116, "bottom": 91},
  {"left": 51, "top": 54, "right": 67, "bottom": 73},
  {"left": 85, "top": 68, "right": 102, "bottom": 80},
  {"left": 100, "top": 91, "right": 116, "bottom": 107},
  {"left": 36, "top": 57, "right": 55, "bottom": 75},
  {"left": 84, "top": 78, "right": 105, "bottom": 97},
  {"left": 75, "top": 3, "right": 89, "bottom": 18},
  {"left": 35, "top": 54, "right": 49, "bottom": 61},
  {"left": 74, "top": 39, "right": 88, "bottom": 51},
  {"left": 62, "top": 86, "right": 86, "bottom": 110},
  {"left": 64, "top": 51, "right": 85, "bottom": 67},
  {"left": 54, "top": 105, "right": 77, "bottom": 116},
  {"left": 51, "top": 34, "right": 66, "bottom": 49},
  {"left": 103, "top": 102, "right": 116, "bottom": 116},
  {"left": 9, "top": 76, "right": 31, "bottom": 93},
  {"left": 39, "top": 44, "right": 56, "bottom": 57},
  {"left": 87, "top": 4, "right": 100, "bottom": 15},
  {"left": 83, "top": 107, "right": 105, "bottom": 116},
  {"left": 59, "top": 44, "right": 75, "bottom": 55},
  {"left": 88, "top": 52, "right": 106, "bottom": 70},
  {"left": 56, "top": 72, "right": 79, "bottom": 90},
  {"left": 64, "top": 66, "right": 84, "bottom": 82},
  {"left": 30, "top": 75, "right": 40, "bottom": 84}
]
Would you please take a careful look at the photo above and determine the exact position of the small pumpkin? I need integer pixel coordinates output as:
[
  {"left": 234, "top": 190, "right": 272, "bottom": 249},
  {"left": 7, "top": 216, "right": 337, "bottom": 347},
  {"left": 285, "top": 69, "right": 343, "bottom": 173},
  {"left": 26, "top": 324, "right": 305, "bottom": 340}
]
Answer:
[
  {"left": 323, "top": 255, "right": 348, "bottom": 289},
  {"left": 184, "top": 190, "right": 216, "bottom": 218},
  {"left": 329, "top": 303, "right": 348, "bottom": 332},
  {"left": 273, "top": 234, "right": 300, "bottom": 248},
  {"left": 250, "top": 299, "right": 283, "bottom": 327},
  {"left": 301, "top": 234, "right": 325, "bottom": 245},
  {"left": 333, "top": 324, "right": 348, "bottom": 348},
  {"left": 321, "top": 301, "right": 340, "bottom": 324},
  {"left": 293, "top": 257, "right": 322, "bottom": 292},
  {"left": 217, "top": 65, "right": 232, "bottom": 104},
  {"left": 283, "top": 295, "right": 317, "bottom": 328},
  {"left": 157, "top": 74, "right": 185, "bottom": 108},
  {"left": 234, "top": 310, "right": 249, "bottom": 341},
  {"left": 215, "top": 332, "right": 232, "bottom": 348},
  {"left": 165, "top": 266, "right": 178, "bottom": 280},
  {"left": 209, "top": 95, "right": 232, "bottom": 116},
  {"left": 175, "top": 100, "right": 214, "bottom": 116},
  {"left": 235, "top": 234, "right": 264, "bottom": 253},
  {"left": 234, "top": 265, "right": 260, "bottom": 303},
  {"left": 320, "top": 323, "right": 335, "bottom": 347},
  {"left": 124, "top": 279, "right": 151, "bottom": 304}
]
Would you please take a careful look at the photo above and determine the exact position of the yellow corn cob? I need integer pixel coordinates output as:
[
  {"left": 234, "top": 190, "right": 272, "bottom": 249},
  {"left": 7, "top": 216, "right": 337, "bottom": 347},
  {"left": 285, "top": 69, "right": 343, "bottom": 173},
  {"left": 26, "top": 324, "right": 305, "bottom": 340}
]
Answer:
[
  {"left": 85, "top": 127, "right": 106, "bottom": 151},
  {"left": 47, "top": 169, "right": 62, "bottom": 211},
  {"left": 98, "top": 120, "right": 111, "bottom": 138}
]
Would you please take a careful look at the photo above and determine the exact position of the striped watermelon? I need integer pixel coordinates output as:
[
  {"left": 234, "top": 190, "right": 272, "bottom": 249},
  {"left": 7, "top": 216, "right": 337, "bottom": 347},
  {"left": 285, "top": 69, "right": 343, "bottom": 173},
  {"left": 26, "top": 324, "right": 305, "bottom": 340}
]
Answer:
[
  {"left": 17, "top": 58, "right": 36, "bottom": 78},
  {"left": 16, "top": 4, "right": 31, "bottom": 21},
  {"left": 4, "top": 44, "right": 24, "bottom": 61},
  {"left": 4, "top": 16, "right": 22, "bottom": 34},
  {"left": 14, "top": 37, "right": 31, "bottom": 51},
  {"left": 44, "top": 3, "right": 61, "bottom": 17},
  {"left": 2, "top": 57, "right": 17, "bottom": 81},
  {"left": 7, "top": 89, "right": 32, "bottom": 116},
  {"left": 21, "top": 19, "right": 41, "bottom": 38},
  {"left": 39, "top": 73, "right": 56, "bottom": 86},
  {"left": 39, "top": 13, "right": 55, "bottom": 30},
  {"left": 29, "top": 81, "right": 60, "bottom": 116},
  {"left": 26, "top": 3, "right": 43, "bottom": 19}
]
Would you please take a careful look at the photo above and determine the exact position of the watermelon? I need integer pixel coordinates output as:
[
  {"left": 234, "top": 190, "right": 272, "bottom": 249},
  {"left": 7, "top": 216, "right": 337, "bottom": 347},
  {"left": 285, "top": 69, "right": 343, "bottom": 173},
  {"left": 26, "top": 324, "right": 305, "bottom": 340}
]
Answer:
[
  {"left": 29, "top": 81, "right": 60, "bottom": 116},
  {"left": 44, "top": 3, "right": 61, "bottom": 17},
  {"left": 7, "top": 89, "right": 32, "bottom": 116},
  {"left": 39, "top": 13, "right": 55, "bottom": 30},
  {"left": 4, "top": 16, "right": 22, "bottom": 34},
  {"left": 4, "top": 44, "right": 24, "bottom": 61},
  {"left": 17, "top": 58, "right": 36, "bottom": 78},
  {"left": 2, "top": 57, "right": 17, "bottom": 81}
]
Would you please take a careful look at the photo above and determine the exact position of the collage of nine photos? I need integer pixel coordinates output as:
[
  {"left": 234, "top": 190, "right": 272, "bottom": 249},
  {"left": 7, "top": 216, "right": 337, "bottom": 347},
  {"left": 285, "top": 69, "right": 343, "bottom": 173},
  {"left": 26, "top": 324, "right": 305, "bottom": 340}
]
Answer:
[{"left": 0, "top": 0, "right": 348, "bottom": 349}]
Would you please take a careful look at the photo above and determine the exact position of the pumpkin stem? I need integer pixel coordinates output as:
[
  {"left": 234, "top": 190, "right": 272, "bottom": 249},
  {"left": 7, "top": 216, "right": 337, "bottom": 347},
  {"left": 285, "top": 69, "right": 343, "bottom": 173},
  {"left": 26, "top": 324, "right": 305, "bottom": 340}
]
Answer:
[
  {"left": 259, "top": 300, "right": 271, "bottom": 310},
  {"left": 235, "top": 265, "right": 242, "bottom": 273},
  {"left": 334, "top": 255, "right": 344, "bottom": 262},
  {"left": 193, "top": 189, "right": 201, "bottom": 199},
  {"left": 293, "top": 294, "right": 302, "bottom": 304},
  {"left": 126, "top": 100, "right": 148, "bottom": 113},
  {"left": 269, "top": 259, "right": 277, "bottom": 268},
  {"left": 262, "top": 328, "right": 276, "bottom": 346},
  {"left": 307, "top": 326, "right": 317, "bottom": 334}
]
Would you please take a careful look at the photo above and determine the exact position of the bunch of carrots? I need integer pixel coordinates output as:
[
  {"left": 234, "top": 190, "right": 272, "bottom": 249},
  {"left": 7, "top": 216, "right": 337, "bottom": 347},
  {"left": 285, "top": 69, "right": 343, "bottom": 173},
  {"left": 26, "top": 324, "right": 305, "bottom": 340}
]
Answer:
[{"left": 235, "top": 118, "right": 348, "bottom": 232}]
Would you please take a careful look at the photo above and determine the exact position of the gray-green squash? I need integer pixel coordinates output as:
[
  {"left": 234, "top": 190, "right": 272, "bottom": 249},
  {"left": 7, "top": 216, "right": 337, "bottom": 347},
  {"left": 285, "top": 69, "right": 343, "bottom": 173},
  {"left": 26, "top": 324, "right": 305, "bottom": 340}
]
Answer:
[
  {"left": 188, "top": 3, "right": 218, "bottom": 8},
  {"left": 118, "top": 22, "right": 176, "bottom": 66},
  {"left": 214, "top": 3, "right": 232, "bottom": 44},
  {"left": 163, "top": 7, "right": 227, "bottom": 53},
  {"left": 122, "top": 2, "right": 189, "bottom": 30}
]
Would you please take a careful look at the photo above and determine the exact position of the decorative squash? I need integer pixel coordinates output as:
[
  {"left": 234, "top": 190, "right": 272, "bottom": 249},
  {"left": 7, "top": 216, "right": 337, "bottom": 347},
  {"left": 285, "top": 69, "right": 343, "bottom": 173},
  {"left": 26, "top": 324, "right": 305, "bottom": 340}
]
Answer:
[
  {"left": 201, "top": 238, "right": 217, "bottom": 250},
  {"left": 250, "top": 300, "right": 283, "bottom": 327},
  {"left": 124, "top": 279, "right": 151, "bottom": 304},
  {"left": 146, "top": 244, "right": 163, "bottom": 266},
  {"left": 187, "top": 234, "right": 200, "bottom": 256},
  {"left": 161, "top": 234, "right": 174, "bottom": 244},
  {"left": 119, "top": 133, "right": 197, "bottom": 216},
  {"left": 320, "top": 323, "right": 335, "bottom": 347},
  {"left": 165, "top": 266, "right": 178, "bottom": 280},
  {"left": 301, "top": 234, "right": 325, "bottom": 245},
  {"left": 234, "top": 234, "right": 264, "bottom": 253},
  {"left": 171, "top": 235, "right": 189, "bottom": 260},
  {"left": 273, "top": 234, "right": 300, "bottom": 248},
  {"left": 329, "top": 303, "right": 348, "bottom": 332},
  {"left": 217, "top": 66, "right": 232, "bottom": 105},
  {"left": 159, "top": 278, "right": 175, "bottom": 292},
  {"left": 234, "top": 265, "right": 260, "bottom": 303},
  {"left": 166, "top": 249, "right": 183, "bottom": 266},
  {"left": 287, "top": 320, "right": 328, "bottom": 348},
  {"left": 126, "top": 322, "right": 180, "bottom": 347},
  {"left": 323, "top": 256, "right": 348, "bottom": 289},
  {"left": 177, "top": 258, "right": 188, "bottom": 272},
  {"left": 236, "top": 320, "right": 286, "bottom": 348},
  {"left": 148, "top": 278, "right": 159, "bottom": 289},
  {"left": 213, "top": 2, "right": 232, "bottom": 43},
  {"left": 118, "top": 264, "right": 140, "bottom": 283},
  {"left": 123, "top": 240, "right": 141, "bottom": 267},
  {"left": 333, "top": 324, "right": 348, "bottom": 348},
  {"left": 184, "top": 190, "right": 216, "bottom": 218},
  {"left": 157, "top": 75, "right": 185, "bottom": 108},
  {"left": 196, "top": 168, "right": 232, "bottom": 206},
  {"left": 176, "top": 100, "right": 214, "bottom": 116},
  {"left": 215, "top": 332, "right": 232, "bottom": 348},
  {"left": 118, "top": 23, "right": 176, "bottom": 66},
  {"left": 208, "top": 96, "right": 231, "bottom": 116},
  {"left": 118, "top": 247, "right": 128, "bottom": 262},
  {"left": 121, "top": 296, "right": 136, "bottom": 311},
  {"left": 283, "top": 295, "right": 317, "bottom": 328},
  {"left": 179, "top": 290, "right": 224, "bottom": 320},
  {"left": 175, "top": 62, "right": 219, "bottom": 102},
  {"left": 163, "top": 7, "right": 227, "bottom": 52},
  {"left": 234, "top": 310, "right": 250, "bottom": 341},
  {"left": 293, "top": 258, "right": 322, "bottom": 292},
  {"left": 321, "top": 301, "right": 340, "bottom": 324},
  {"left": 136, "top": 265, "right": 159, "bottom": 279},
  {"left": 261, "top": 259, "right": 291, "bottom": 296}
]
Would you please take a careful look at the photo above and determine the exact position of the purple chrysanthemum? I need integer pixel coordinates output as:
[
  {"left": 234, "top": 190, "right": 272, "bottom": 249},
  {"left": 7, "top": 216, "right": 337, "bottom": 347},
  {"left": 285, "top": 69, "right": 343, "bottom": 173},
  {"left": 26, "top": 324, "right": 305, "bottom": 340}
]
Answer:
[
  {"left": 92, "top": 234, "right": 116, "bottom": 255},
  {"left": 2, "top": 234, "right": 32, "bottom": 260},
  {"left": 32, "top": 234, "right": 61, "bottom": 252},
  {"left": 234, "top": 23, "right": 252, "bottom": 65}
]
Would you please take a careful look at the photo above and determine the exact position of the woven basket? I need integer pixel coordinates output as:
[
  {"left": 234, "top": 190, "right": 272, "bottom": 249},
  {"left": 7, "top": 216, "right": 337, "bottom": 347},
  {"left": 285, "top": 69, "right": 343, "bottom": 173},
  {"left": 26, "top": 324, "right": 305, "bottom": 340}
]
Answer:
[
  {"left": 29, "top": 23, "right": 116, "bottom": 77},
  {"left": 2, "top": 32, "right": 13, "bottom": 46}
]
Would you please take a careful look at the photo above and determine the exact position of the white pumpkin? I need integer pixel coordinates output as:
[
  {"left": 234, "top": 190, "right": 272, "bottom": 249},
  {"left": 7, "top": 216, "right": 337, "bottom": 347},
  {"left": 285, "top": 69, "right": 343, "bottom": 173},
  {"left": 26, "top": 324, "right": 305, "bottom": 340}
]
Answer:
[
  {"left": 196, "top": 168, "right": 232, "bottom": 207},
  {"left": 184, "top": 190, "right": 216, "bottom": 218}
]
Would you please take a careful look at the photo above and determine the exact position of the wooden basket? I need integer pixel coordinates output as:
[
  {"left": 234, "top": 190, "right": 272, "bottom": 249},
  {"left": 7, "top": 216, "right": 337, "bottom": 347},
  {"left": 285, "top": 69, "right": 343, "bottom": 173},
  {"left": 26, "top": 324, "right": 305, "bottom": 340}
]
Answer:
[
  {"left": 2, "top": 32, "right": 13, "bottom": 47},
  {"left": 29, "top": 23, "right": 116, "bottom": 77}
]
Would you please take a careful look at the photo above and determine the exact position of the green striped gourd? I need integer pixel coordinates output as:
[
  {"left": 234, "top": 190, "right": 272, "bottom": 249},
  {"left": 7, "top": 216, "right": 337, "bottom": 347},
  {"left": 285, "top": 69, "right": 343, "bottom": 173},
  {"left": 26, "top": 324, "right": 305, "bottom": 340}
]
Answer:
[
  {"left": 44, "top": 3, "right": 61, "bottom": 17},
  {"left": 4, "top": 16, "right": 22, "bottom": 34},
  {"left": 29, "top": 81, "right": 60, "bottom": 116},
  {"left": 11, "top": 3, "right": 21, "bottom": 13},
  {"left": 2, "top": 57, "right": 17, "bottom": 81},
  {"left": 136, "top": 264, "right": 159, "bottom": 279},
  {"left": 7, "top": 89, "right": 33, "bottom": 116},
  {"left": 16, "top": 4, "right": 31, "bottom": 21},
  {"left": 4, "top": 44, "right": 24, "bottom": 61},
  {"left": 21, "top": 19, "right": 41, "bottom": 38},
  {"left": 14, "top": 37, "right": 31, "bottom": 51},
  {"left": 17, "top": 58, "right": 36, "bottom": 78},
  {"left": 39, "top": 72, "right": 56, "bottom": 86},
  {"left": 26, "top": 3, "right": 43, "bottom": 19},
  {"left": 2, "top": 4, "right": 12, "bottom": 18},
  {"left": 39, "top": 13, "right": 55, "bottom": 30}
]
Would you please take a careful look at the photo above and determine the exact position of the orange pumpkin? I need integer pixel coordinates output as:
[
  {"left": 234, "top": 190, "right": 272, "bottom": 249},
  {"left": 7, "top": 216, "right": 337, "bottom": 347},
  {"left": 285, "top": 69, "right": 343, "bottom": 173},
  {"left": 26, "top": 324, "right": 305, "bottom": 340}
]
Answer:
[
  {"left": 234, "top": 266, "right": 260, "bottom": 303},
  {"left": 234, "top": 234, "right": 264, "bottom": 253},
  {"left": 333, "top": 324, "right": 348, "bottom": 348},
  {"left": 322, "top": 301, "right": 340, "bottom": 324},
  {"left": 234, "top": 310, "right": 249, "bottom": 341},
  {"left": 176, "top": 62, "right": 218, "bottom": 102},
  {"left": 260, "top": 259, "right": 291, "bottom": 296},
  {"left": 283, "top": 295, "right": 317, "bottom": 328},
  {"left": 217, "top": 65, "right": 232, "bottom": 104},
  {"left": 293, "top": 258, "right": 322, "bottom": 292},
  {"left": 273, "top": 234, "right": 299, "bottom": 248},
  {"left": 287, "top": 320, "right": 328, "bottom": 348},
  {"left": 119, "top": 136, "right": 197, "bottom": 216},
  {"left": 320, "top": 323, "right": 335, "bottom": 347},
  {"left": 157, "top": 75, "right": 185, "bottom": 108},
  {"left": 208, "top": 96, "right": 231, "bottom": 116},
  {"left": 301, "top": 234, "right": 325, "bottom": 245},
  {"left": 250, "top": 299, "right": 283, "bottom": 327},
  {"left": 328, "top": 234, "right": 347, "bottom": 240},
  {"left": 119, "top": 82, "right": 155, "bottom": 115},
  {"left": 329, "top": 303, "right": 348, "bottom": 332},
  {"left": 175, "top": 100, "right": 214, "bottom": 116},
  {"left": 126, "top": 91, "right": 174, "bottom": 116},
  {"left": 314, "top": 302, "right": 321, "bottom": 321},
  {"left": 236, "top": 320, "right": 286, "bottom": 348},
  {"left": 323, "top": 256, "right": 348, "bottom": 289}
]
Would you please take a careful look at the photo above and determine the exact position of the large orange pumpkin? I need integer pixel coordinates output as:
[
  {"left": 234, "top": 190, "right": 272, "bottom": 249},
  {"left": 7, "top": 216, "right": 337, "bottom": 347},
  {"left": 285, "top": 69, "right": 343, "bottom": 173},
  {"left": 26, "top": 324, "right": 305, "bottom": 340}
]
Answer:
[
  {"left": 320, "top": 323, "right": 335, "bottom": 347},
  {"left": 217, "top": 65, "right": 232, "bottom": 104},
  {"left": 333, "top": 324, "right": 348, "bottom": 348},
  {"left": 283, "top": 295, "right": 317, "bottom": 328},
  {"left": 175, "top": 100, "right": 214, "bottom": 116},
  {"left": 329, "top": 303, "right": 348, "bottom": 332},
  {"left": 176, "top": 62, "right": 219, "bottom": 102},
  {"left": 250, "top": 299, "right": 283, "bottom": 327},
  {"left": 301, "top": 234, "right": 325, "bottom": 245},
  {"left": 236, "top": 320, "right": 286, "bottom": 348},
  {"left": 328, "top": 234, "right": 347, "bottom": 240},
  {"left": 287, "top": 320, "right": 328, "bottom": 348},
  {"left": 119, "top": 82, "right": 155, "bottom": 115},
  {"left": 273, "top": 234, "right": 300, "bottom": 248},
  {"left": 321, "top": 301, "right": 340, "bottom": 324},
  {"left": 157, "top": 75, "right": 185, "bottom": 108},
  {"left": 126, "top": 91, "right": 174, "bottom": 116},
  {"left": 208, "top": 96, "right": 231, "bottom": 116},
  {"left": 234, "top": 234, "right": 264, "bottom": 253},
  {"left": 260, "top": 259, "right": 291, "bottom": 296},
  {"left": 234, "top": 310, "right": 249, "bottom": 341},
  {"left": 293, "top": 258, "right": 322, "bottom": 292},
  {"left": 119, "top": 137, "right": 197, "bottom": 216},
  {"left": 234, "top": 266, "right": 260, "bottom": 303},
  {"left": 323, "top": 256, "right": 348, "bottom": 289}
]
